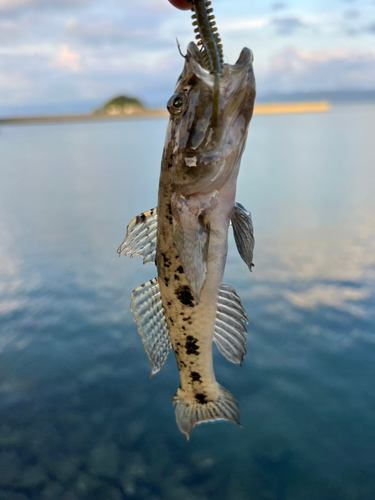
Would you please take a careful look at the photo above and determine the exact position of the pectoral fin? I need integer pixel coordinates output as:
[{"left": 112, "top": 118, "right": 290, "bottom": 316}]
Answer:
[
  {"left": 117, "top": 208, "right": 157, "bottom": 265},
  {"left": 172, "top": 196, "right": 209, "bottom": 304},
  {"left": 130, "top": 278, "right": 171, "bottom": 375},
  {"left": 231, "top": 202, "right": 254, "bottom": 271},
  {"left": 214, "top": 284, "right": 248, "bottom": 365}
]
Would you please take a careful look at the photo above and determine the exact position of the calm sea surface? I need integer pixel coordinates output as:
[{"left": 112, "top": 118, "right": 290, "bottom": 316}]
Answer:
[{"left": 0, "top": 105, "right": 374, "bottom": 500}]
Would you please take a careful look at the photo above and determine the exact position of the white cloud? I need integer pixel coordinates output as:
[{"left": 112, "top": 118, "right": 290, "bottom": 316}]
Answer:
[
  {"left": 0, "top": 72, "right": 30, "bottom": 90},
  {"left": 52, "top": 44, "right": 81, "bottom": 72},
  {"left": 138, "top": 0, "right": 174, "bottom": 13},
  {"left": 65, "top": 17, "right": 78, "bottom": 30},
  {"left": 0, "top": 0, "right": 30, "bottom": 9},
  {"left": 65, "top": 18, "right": 120, "bottom": 41},
  {"left": 220, "top": 17, "right": 270, "bottom": 32},
  {"left": 220, "top": 11, "right": 334, "bottom": 35},
  {"left": 292, "top": 47, "right": 375, "bottom": 63},
  {"left": 0, "top": 43, "right": 55, "bottom": 56},
  {"left": 258, "top": 46, "right": 375, "bottom": 92},
  {"left": 0, "top": 19, "right": 21, "bottom": 39},
  {"left": 0, "top": 0, "right": 88, "bottom": 11}
]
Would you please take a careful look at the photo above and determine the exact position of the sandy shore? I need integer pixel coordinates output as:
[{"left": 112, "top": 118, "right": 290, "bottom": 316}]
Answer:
[
  {"left": 253, "top": 101, "right": 330, "bottom": 115},
  {"left": 0, "top": 101, "right": 330, "bottom": 126}
]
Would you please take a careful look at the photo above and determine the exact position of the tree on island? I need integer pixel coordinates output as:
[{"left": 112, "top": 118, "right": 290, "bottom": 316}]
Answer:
[{"left": 96, "top": 95, "right": 145, "bottom": 115}]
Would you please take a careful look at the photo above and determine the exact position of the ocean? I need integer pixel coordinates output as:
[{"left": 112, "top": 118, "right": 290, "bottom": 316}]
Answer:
[{"left": 0, "top": 104, "right": 374, "bottom": 500}]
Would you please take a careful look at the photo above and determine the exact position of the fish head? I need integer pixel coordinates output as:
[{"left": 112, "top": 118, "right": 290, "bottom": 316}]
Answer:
[{"left": 166, "top": 42, "right": 256, "bottom": 196}]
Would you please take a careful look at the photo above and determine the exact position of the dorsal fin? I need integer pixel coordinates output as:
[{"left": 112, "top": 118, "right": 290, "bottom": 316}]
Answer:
[
  {"left": 130, "top": 278, "right": 171, "bottom": 375},
  {"left": 117, "top": 208, "right": 157, "bottom": 264},
  {"left": 213, "top": 284, "right": 248, "bottom": 365}
]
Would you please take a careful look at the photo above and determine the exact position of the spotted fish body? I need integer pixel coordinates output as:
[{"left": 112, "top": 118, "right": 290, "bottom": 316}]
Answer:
[{"left": 118, "top": 42, "right": 256, "bottom": 438}]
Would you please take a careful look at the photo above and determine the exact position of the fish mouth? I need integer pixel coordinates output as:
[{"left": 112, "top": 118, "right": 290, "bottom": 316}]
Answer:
[
  {"left": 186, "top": 42, "right": 253, "bottom": 74},
  {"left": 186, "top": 42, "right": 210, "bottom": 72},
  {"left": 233, "top": 46, "right": 254, "bottom": 67},
  {"left": 181, "top": 42, "right": 256, "bottom": 156}
]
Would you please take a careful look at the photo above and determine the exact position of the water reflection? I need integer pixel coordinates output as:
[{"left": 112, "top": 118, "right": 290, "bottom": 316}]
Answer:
[{"left": 0, "top": 107, "right": 374, "bottom": 499}]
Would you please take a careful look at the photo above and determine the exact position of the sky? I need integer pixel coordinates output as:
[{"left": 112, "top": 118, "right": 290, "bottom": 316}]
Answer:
[{"left": 0, "top": 0, "right": 375, "bottom": 115}]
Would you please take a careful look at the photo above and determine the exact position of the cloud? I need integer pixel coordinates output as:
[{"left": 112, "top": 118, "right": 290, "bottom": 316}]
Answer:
[
  {"left": 0, "top": 69, "right": 34, "bottom": 106},
  {"left": 343, "top": 9, "right": 360, "bottom": 19},
  {"left": 137, "top": 0, "right": 177, "bottom": 13},
  {"left": 272, "top": 16, "right": 306, "bottom": 36},
  {"left": 0, "top": 71, "right": 30, "bottom": 90},
  {"left": 64, "top": 17, "right": 171, "bottom": 51},
  {"left": 65, "top": 19, "right": 130, "bottom": 46},
  {"left": 271, "top": 2, "right": 287, "bottom": 11},
  {"left": 220, "top": 16, "right": 270, "bottom": 32},
  {"left": 258, "top": 47, "right": 375, "bottom": 93},
  {"left": 0, "top": 19, "right": 22, "bottom": 41},
  {"left": 0, "top": 0, "right": 31, "bottom": 8},
  {"left": 50, "top": 45, "right": 80, "bottom": 72},
  {"left": 0, "top": 0, "right": 88, "bottom": 11}
]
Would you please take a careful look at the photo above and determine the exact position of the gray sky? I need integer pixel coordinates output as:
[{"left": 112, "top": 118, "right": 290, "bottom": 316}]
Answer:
[{"left": 1, "top": 0, "right": 375, "bottom": 114}]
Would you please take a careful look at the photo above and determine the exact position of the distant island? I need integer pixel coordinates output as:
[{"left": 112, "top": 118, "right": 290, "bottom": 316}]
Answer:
[
  {"left": 94, "top": 95, "right": 145, "bottom": 116},
  {"left": 0, "top": 93, "right": 338, "bottom": 126},
  {"left": 1, "top": 89, "right": 374, "bottom": 122},
  {"left": 0, "top": 101, "right": 331, "bottom": 126}
]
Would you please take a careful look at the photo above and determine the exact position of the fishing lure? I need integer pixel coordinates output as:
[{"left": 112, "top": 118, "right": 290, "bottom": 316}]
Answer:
[{"left": 190, "top": 0, "right": 223, "bottom": 126}]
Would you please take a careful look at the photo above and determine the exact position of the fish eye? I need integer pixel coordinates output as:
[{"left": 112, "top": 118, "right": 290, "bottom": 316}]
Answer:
[
  {"left": 167, "top": 93, "right": 186, "bottom": 115},
  {"left": 173, "top": 97, "right": 183, "bottom": 108}
]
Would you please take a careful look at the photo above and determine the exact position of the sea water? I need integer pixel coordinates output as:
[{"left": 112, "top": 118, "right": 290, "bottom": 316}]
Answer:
[{"left": 0, "top": 105, "right": 374, "bottom": 499}]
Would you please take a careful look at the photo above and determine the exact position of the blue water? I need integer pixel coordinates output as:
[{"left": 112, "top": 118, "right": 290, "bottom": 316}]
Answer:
[{"left": 0, "top": 105, "right": 375, "bottom": 499}]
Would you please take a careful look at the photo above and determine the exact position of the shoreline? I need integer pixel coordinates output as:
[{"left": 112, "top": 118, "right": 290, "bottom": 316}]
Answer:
[{"left": 0, "top": 101, "right": 330, "bottom": 126}]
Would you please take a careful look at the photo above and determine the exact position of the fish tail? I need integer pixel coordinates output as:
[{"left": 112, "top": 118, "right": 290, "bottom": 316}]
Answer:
[{"left": 173, "top": 385, "right": 240, "bottom": 440}]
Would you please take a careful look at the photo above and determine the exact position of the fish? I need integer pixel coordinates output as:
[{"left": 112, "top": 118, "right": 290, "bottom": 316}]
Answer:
[{"left": 118, "top": 41, "right": 256, "bottom": 439}]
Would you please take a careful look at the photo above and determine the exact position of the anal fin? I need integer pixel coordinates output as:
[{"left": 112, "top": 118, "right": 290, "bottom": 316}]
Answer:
[
  {"left": 130, "top": 277, "right": 171, "bottom": 375},
  {"left": 231, "top": 202, "right": 254, "bottom": 271},
  {"left": 117, "top": 208, "right": 157, "bottom": 265},
  {"left": 214, "top": 284, "right": 248, "bottom": 365},
  {"left": 173, "top": 385, "right": 240, "bottom": 440}
]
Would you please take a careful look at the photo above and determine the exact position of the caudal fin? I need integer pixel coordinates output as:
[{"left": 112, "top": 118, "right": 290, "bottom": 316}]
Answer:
[{"left": 173, "top": 385, "right": 240, "bottom": 439}]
